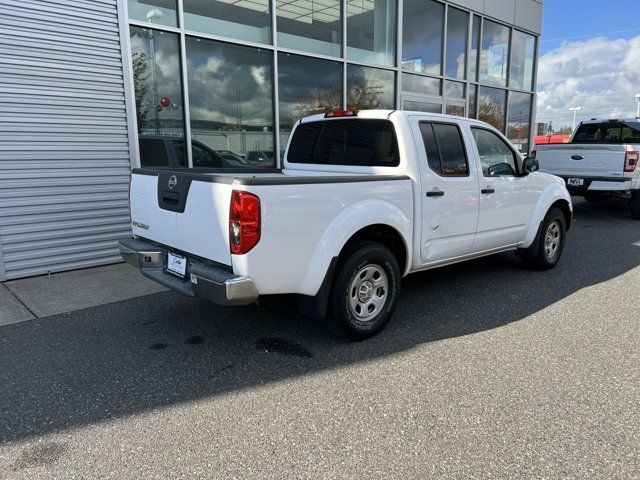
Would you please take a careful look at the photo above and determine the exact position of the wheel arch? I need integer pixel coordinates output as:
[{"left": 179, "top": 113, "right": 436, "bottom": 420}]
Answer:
[
  {"left": 551, "top": 199, "right": 572, "bottom": 231},
  {"left": 337, "top": 223, "right": 409, "bottom": 275},
  {"left": 297, "top": 222, "right": 410, "bottom": 318},
  {"left": 523, "top": 184, "right": 573, "bottom": 248}
]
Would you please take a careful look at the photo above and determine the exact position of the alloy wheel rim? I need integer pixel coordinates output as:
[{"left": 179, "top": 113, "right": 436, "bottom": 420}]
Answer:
[
  {"left": 544, "top": 221, "right": 561, "bottom": 259},
  {"left": 347, "top": 264, "right": 388, "bottom": 322}
]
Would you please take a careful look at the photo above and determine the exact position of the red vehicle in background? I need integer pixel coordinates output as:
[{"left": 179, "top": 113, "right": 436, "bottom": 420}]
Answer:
[{"left": 534, "top": 134, "right": 571, "bottom": 145}]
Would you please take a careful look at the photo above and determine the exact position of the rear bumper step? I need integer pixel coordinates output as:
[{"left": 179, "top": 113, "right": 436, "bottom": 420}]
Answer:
[{"left": 118, "top": 238, "right": 258, "bottom": 306}]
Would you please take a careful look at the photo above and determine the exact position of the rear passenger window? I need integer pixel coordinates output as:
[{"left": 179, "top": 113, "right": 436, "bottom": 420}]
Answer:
[
  {"left": 419, "top": 122, "right": 469, "bottom": 176},
  {"left": 287, "top": 119, "right": 399, "bottom": 167},
  {"left": 420, "top": 123, "right": 441, "bottom": 173}
]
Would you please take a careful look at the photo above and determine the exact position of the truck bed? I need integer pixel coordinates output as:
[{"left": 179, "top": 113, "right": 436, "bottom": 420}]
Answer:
[{"left": 129, "top": 167, "right": 413, "bottom": 295}]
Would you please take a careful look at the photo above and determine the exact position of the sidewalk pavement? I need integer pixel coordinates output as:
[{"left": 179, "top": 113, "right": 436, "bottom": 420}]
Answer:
[{"left": 0, "top": 263, "right": 166, "bottom": 327}]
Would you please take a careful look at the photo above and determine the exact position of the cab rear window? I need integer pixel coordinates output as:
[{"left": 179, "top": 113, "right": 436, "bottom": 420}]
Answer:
[
  {"left": 573, "top": 122, "right": 640, "bottom": 144},
  {"left": 287, "top": 119, "right": 400, "bottom": 166}
]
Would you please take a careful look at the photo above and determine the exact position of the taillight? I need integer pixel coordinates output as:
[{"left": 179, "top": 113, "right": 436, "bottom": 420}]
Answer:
[
  {"left": 625, "top": 151, "right": 639, "bottom": 173},
  {"left": 324, "top": 110, "right": 358, "bottom": 118},
  {"left": 229, "top": 190, "right": 261, "bottom": 255}
]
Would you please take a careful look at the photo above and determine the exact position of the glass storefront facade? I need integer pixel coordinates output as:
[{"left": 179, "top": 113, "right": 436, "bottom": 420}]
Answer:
[{"left": 127, "top": 0, "right": 538, "bottom": 169}]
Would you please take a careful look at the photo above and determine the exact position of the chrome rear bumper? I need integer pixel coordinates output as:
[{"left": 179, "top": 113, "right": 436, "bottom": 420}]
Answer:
[{"left": 118, "top": 238, "right": 258, "bottom": 306}]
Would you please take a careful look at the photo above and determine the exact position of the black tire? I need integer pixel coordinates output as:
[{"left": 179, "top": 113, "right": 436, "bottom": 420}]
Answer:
[
  {"left": 630, "top": 190, "right": 640, "bottom": 220},
  {"left": 326, "top": 242, "right": 401, "bottom": 341},
  {"left": 517, "top": 207, "right": 566, "bottom": 270}
]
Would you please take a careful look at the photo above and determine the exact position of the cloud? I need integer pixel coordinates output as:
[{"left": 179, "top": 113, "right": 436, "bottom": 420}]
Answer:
[
  {"left": 130, "top": 29, "right": 184, "bottom": 123},
  {"left": 536, "top": 35, "right": 640, "bottom": 127},
  {"left": 185, "top": 38, "right": 274, "bottom": 127}
]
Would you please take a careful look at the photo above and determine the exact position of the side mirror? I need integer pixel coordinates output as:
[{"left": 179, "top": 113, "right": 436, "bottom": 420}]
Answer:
[
  {"left": 522, "top": 156, "right": 539, "bottom": 174},
  {"left": 487, "top": 162, "right": 515, "bottom": 176}
]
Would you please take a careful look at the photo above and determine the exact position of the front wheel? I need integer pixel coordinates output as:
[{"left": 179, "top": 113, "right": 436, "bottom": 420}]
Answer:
[
  {"left": 327, "top": 242, "right": 401, "bottom": 340},
  {"left": 517, "top": 207, "right": 567, "bottom": 270}
]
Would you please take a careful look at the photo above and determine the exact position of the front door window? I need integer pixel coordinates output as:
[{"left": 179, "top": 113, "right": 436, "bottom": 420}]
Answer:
[{"left": 472, "top": 127, "right": 518, "bottom": 176}]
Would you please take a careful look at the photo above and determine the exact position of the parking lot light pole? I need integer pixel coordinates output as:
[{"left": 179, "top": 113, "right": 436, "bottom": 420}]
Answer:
[{"left": 569, "top": 107, "right": 582, "bottom": 132}]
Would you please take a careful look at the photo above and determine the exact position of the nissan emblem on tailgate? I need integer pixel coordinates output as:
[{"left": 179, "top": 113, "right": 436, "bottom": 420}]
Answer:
[{"left": 168, "top": 175, "right": 178, "bottom": 189}]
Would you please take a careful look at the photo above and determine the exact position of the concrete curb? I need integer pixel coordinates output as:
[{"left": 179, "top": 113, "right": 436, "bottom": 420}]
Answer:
[{"left": 0, "top": 263, "right": 166, "bottom": 326}]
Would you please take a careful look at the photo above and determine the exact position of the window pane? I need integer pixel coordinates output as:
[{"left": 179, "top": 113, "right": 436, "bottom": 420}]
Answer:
[
  {"left": 468, "top": 84, "right": 477, "bottom": 119},
  {"left": 183, "top": 0, "right": 270, "bottom": 44},
  {"left": 433, "top": 123, "right": 468, "bottom": 175},
  {"left": 472, "top": 128, "right": 517, "bottom": 177},
  {"left": 573, "top": 122, "right": 640, "bottom": 144},
  {"left": 402, "top": 0, "right": 443, "bottom": 75},
  {"left": 445, "top": 7, "right": 468, "bottom": 79},
  {"left": 444, "top": 80, "right": 465, "bottom": 99},
  {"left": 278, "top": 53, "right": 343, "bottom": 148},
  {"left": 186, "top": 37, "right": 274, "bottom": 168},
  {"left": 130, "top": 27, "right": 186, "bottom": 167},
  {"left": 479, "top": 20, "right": 510, "bottom": 87},
  {"left": 469, "top": 15, "right": 480, "bottom": 82},
  {"left": 403, "top": 100, "right": 441, "bottom": 113},
  {"left": 510, "top": 30, "right": 536, "bottom": 91},
  {"left": 288, "top": 119, "right": 399, "bottom": 166},
  {"left": 507, "top": 92, "right": 532, "bottom": 154},
  {"left": 347, "top": 65, "right": 395, "bottom": 110},
  {"left": 277, "top": 0, "right": 341, "bottom": 57},
  {"left": 419, "top": 122, "right": 441, "bottom": 174},
  {"left": 445, "top": 104, "right": 464, "bottom": 117},
  {"left": 402, "top": 73, "right": 441, "bottom": 96},
  {"left": 478, "top": 86, "right": 506, "bottom": 132},
  {"left": 347, "top": 0, "right": 396, "bottom": 66},
  {"left": 128, "top": 0, "right": 177, "bottom": 27}
]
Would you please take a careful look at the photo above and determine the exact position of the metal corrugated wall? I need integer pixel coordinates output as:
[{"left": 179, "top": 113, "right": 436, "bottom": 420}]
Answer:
[{"left": 0, "top": 0, "right": 133, "bottom": 280}]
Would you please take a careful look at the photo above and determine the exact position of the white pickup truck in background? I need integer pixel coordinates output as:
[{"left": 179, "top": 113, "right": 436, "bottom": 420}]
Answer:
[
  {"left": 536, "top": 119, "right": 640, "bottom": 219},
  {"left": 120, "top": 110, "right": 572, "bottom": 339}
]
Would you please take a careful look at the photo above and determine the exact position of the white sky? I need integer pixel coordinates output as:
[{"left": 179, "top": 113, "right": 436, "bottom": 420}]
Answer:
[{"left": 536, "top": 35, "right": 640, "bottom": 129}]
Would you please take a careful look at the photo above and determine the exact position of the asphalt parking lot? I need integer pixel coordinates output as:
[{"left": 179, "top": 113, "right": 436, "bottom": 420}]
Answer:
[{"left": 1, "top": 198, "right": 639, "bottom": 479}]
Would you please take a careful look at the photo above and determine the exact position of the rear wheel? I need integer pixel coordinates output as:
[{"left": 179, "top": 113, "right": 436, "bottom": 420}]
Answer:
[
  {"left": 517, "top": 207, "right": 566, "bottom": 270},
  {"left": 630, "top": 190, "right": 640, "bottom": 220},
  {"left": 327, "top": 242, "right": 401, "bottom": 340}
]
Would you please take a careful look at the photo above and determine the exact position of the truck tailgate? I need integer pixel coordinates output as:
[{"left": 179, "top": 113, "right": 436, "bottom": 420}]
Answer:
[
  {"left": 537, "top": 144, "right": 627, "bottom": 178},
  {"left": 129, "top": 170, "right": 233, "bottom": 266}
]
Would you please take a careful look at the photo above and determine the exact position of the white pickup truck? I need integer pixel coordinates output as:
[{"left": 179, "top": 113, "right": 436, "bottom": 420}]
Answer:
[
  {"left": 120, "top": 110, "right": 572, "bottom": 339},
  {"left": 536, "top": 119, "right": 640, "bottom": 218}
]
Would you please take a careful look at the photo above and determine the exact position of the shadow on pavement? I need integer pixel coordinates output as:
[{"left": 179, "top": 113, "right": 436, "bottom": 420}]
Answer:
[{"left": 1, "top": 198, "right": 639, "bottom": 444}]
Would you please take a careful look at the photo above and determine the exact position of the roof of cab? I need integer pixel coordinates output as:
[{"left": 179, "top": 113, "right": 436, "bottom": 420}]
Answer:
[
  {"left": 579, "top": 118, "right": 640, "bottom": 125},
  {"left": 298, "top": 109, "right": 490, "bottom": 127}
]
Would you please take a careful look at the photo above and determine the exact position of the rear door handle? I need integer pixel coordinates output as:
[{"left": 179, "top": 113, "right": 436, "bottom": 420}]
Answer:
[
  {"left": 481, "top": 188, "right": 495, "bottom": 194},
  {"left": 426, "top": 190, "right": 445, "bottom": 197}
]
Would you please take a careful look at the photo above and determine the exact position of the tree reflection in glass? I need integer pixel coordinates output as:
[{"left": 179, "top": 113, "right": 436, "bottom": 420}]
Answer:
[
  {"left": 278, "top": 53, "right": 343, "bottom": 146},
  {"left": 347, "top": 65, "right": 395, "bottom": 110}
]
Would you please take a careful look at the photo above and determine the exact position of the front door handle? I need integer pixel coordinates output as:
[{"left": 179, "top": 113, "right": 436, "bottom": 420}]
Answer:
[
  {"left": 481, "top": 188, "right": 495, "bottom": 194},
  {"left": 426, "top": 190, "right": 445, "bottom": 197}
]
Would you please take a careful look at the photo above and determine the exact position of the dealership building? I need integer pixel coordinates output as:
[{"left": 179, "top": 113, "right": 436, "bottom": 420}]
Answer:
[{"left": 0, "top": 0, "right": 542, "bottom": 281}]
